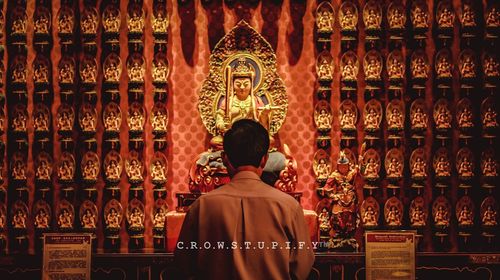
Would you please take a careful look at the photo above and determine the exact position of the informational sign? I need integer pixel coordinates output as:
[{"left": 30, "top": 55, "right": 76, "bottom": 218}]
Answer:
[
  {"left": 43, "top": 234, "right": 92, "bottom": 280},
  {"left": 365, "top": 231, "right": 415, "bottom": 280}
]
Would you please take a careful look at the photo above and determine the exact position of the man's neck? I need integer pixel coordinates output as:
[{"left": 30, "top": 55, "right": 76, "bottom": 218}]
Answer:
[{"left": 233, "top": 166, "right": 263, "bottom": 177}]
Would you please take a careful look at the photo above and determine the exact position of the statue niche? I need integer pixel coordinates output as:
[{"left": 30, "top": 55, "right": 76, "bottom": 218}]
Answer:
[{"left": 192, "top": 21, "right": 294, "bottom": 194}]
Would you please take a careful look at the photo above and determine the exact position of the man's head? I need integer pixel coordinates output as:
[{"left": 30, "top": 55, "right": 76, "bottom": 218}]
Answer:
[{"left": 223, "top": 119, "right": 269, "bottom": 171}]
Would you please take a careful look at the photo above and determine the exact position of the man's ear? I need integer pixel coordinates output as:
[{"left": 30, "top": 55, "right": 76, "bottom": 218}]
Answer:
[
  {"left": 222, "top": 152, "right": 235, "bottom": 172},
  {"left": 259, "top": 154, "right": 269, "bottom": 169}
]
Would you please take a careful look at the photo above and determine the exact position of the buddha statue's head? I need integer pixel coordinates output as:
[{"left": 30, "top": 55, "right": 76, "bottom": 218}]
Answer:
[{"left": 231, "top": 58, "right": 254, "bottom": 101}]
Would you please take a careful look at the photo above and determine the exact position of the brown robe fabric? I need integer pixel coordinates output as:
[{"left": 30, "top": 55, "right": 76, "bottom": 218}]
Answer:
[{"left": 175, "top": 171, "right": 315, "bottom": 280}]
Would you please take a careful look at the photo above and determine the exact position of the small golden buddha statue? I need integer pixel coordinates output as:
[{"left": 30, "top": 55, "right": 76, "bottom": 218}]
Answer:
[
  {"left": 437, "top": 7, "right": 454, "bottom": 28},
  {"left": 412, "top": 57, "right": 428, "bottom": 79},
  {"left": 126, "top": 159, "right": 144, "bottom": 182},
  {"left": 12, "top": 160, "right": 27, "bottom": 180},
  {"left": 58, "top": 209, "right": 73, "bottom": 229},
  {"left": 460, "top": 56, "right": 476, "bottom": 78},
  {"left": 128, "top": 10, "right": 144, "bottom": 33},
  {"left": 34, "top": 63, "right": 49, "bottom": 84},
  {"left": 483, "top": 158, "right": 498, "bottom": 177},
  {"left": 386, "top": 206, "right": 402, "bottom": 227},
  {"left": 315, "top": 108, "right": 332, "bottom": 131},
  {"left": 152, "top": 110, "right": 168, "bottom": 133},
  {"left": 363, "top": 158, "right": 379, "bottom": 179},
  {"left": 35, "top": 160, "right": 51, "bottom": 181},
  {"left": 34, "top": 13, "right": 50, "bottom": 34},
  {"left": 388, "top": 58, "right": 404, "bottom": 80},
  {"left": 57, "top": 111, "right": 73, "bottom": 131},
  {"left": 412, "top": 5, "right": 429, "bottom": 28},
  {"left": 12, "top": 14, "right": 27, "bottom": 35},
  {"left": 412, "top": 157, "right": 427, "bottom": 178},
  {"left": 411, "top": 107, "right": 428, "bottom": 130},
  {"left": 34, "top": 209, "right": 49, "bottom": 229},
  {"left": 482, "top": 206, "right": 498, "bottom": 226},
  {"left": 458, "top": 205, "right": 473, "bottom": 226},
  {"left": 59, "top": 62, "right": 75, "bottom": 84},
  {"left": 387, "top": 158, "right": 402, "bottom": 178},
  {"left": 153, "top": 208, "right": 167, "bottom": 229},
  {"left": 104, "top": 111, "right": 120, "bottom": 131},
  {"left": 103, "top": 7, "right": 120, "bottom": 33},
  {"left": 151, "top": 160, "right": 167, "bottom": 182},
  {"left": 12, "top": 210, "right": 27, "bottom": 229},
  {"left": 105, "top": 160, "right": 121, "bottom": 181},
  {"left": 104, "top": 61, "right": 120, "bottom": 82},
  {"left": 484, "top": 56, "right": 500, "bottom": 77},
  {"left": 365, "top": 58, "right": 381, "bottom": 80},
  {"left": 12, "top": 63, "right": 27, "bottom": 83},
  {"left": 129, "top": 61, "right": 145, "bottom": 82},
  {"left": 458, "top": 158, "right": 474, "bottom": 177},
  {"left": 362, "top": 206, "right": 377, "bottom": 227},
  {"left": 317, "top": 10, "right": 334, "bottom": 33},
  {"left": 388, "top": 6, "right": 405, "bottom": 29},
  {"left": 34, "top": 112, "right": 49, "bottom": 132},
  {"left": 388, "top": 108, "right": 403, "bottom": 130},
  {"left": 483, "top": 107, "right": 498, "bottom": 128},
  {"left": 81, "top": 8, "right": 98, "bottom": 34},
  {"left": 58, "top": 9, "right": 74, "bottom": 33},
  {"left": 82, "top": 159, "right": 98, "bottom": 181},
  {"left": 318, "top": 208, "right": 330, "bottom": 232},
  {"left": 340, "top": 109, "right": 356, "bottom": 130},
  {"left": 81, "top": 209, "right": 96, "bottom": 229},
  {"left": 410, "top": 206, "right": 426, "bottom": 227},
  {"left": 128, "top": 110, "right": 144, "bottom": 131},
  {"left": 315, "top": 158, "right": 331, "bottom": 181},
  {"left": 340, "top": 7, "right": 357, "bottom": 31},
  {"left": 461, "top": 4, "right": 476, "bottom": 27},
  {"left": 152, "top": 9, "right": 168, "bottom": 34},
  {"left": 436, "top": 156, "right": 451, "bottom": 177},
  {"left": 12, "top": 111, "right": 27, "bottom": 132},
  {"left": 486, "top": 7, "right": 500, "bottom": 27},
  {"left": 152, "top": 60, "right": 168, "bottom": 82},
  {"left": 58, "top": 160, "right": 74, "bottom": 181},
  {"left": 342, "top": 59, "right": 357, "bottom": 81},
  {"left": 80, "top": 111, "right": 96, "bottom": 132},
  {"left": 106, "top": 208, "right": 121, "bottom": 229},
  {"left": 129, "top": 208, "right": 144, "bottom": 229},
  {"left": 364, "top": 7, "right": 381, "bottom": 29},
  {"left": 436, "top": 55, "right": 452, "bottom": 78},
  {"left": 436, "top": 107, "right": 451, "bottom": 129},
  {"left": 364, "top": 108, "right": 380, "bottom": 130},
  {"left": 458, "top": 107, "right": 473, "bottom": 128},
  {"left": 81, "top": 62, "right": 97, "bottom": 83},
  {"left": 318, "top": 58, "right": 333, "bottom": 80},
  {"left": 434, "top": 205, "right": 449, "bottom": 227}
]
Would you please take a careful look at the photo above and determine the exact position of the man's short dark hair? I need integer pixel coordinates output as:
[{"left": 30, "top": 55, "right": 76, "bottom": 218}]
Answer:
[{"left": 223, "top": 119, "right": 269, "bottom": 168}]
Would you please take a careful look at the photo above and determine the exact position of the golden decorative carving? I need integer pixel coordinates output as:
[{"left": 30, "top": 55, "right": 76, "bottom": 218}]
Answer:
[
  {"left": 341, "top": 51, "right": 359, "bottom": 82},
  {"left": 34, "top": 7, "right": 51, "bottom": 35},
  {"left": 152, "top": 3, "right": 169, "bottom": 35},
  {"left": 316, "top": 2, "right": 334, "bottom": 34},
  {"left": 102, "top": 5, "right": 120, "bottom": 33},
  {"left": 127, "top": 4, "right": 145, "bottom": 33},
  {"left": 81, "top": 6, "right": 98, "bottom": 35},
  {"left": 339, "top": 1, "right": 358, "bottom": 31},
  {"left": 314, "top": 100, "right": 333, "bottom": 132},
  {"left": 385, "top": 197, "right": 403, "bottom": 227},
  {"left": 410, "top": 196, "right": 427, "bottom": 228},
  {"left": 81, "top": 152, "right": 100, "bottom": 183},
  {"left": 433, "top": 196, "right": 451, "bottom": 228},
  {"left": 57, "top": 6, "right": 75, "bottom": 34},
  {"left": 363, "top": 0, "right": 382, "bottom": 31},
  {"left": 387, "top": 2, "right": 406, "bottom": 30},
  {"left": 198, "top": 20, "right": 287, "bottom": 138}
]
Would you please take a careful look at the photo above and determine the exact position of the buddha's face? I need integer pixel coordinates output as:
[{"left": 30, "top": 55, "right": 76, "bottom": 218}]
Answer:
[{"left": 233, "top": 77, "right": 252, "bottom": 101}]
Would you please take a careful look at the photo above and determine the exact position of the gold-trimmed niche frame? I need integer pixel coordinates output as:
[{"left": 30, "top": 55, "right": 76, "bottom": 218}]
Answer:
[{"left": 198, "top": 20, "right": 288, "bottom": 137}]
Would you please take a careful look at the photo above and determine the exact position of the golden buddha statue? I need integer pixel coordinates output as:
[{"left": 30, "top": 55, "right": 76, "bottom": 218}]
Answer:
[
  {"left": 34, "top": 112, "right": 49, "bottom": 132},
  {"left": 59, "top": 62, "right": 75, "bottom": 84},
  {"left": 364, "top": 3, "right": 381, "bottom": 30},
  {"left": 105, "top": 160, "right": 121, "bottom": 181},
  {"left": 12, "top": 62, "right": 27, "bottom": 83},
  {"left": 362, "top": 206, "right": 377, "bottom": 227},
  {"left": 387, "top": 158, "right": 402, "bottom": 178},
  {"left": 436, "top": 55, "right": 452, "bottom": 78},
  {"left": 458, "top": 205, "right": 473, "bottom": 226},
  {"left": 461, "top": 4, "right": 476, "bottom": 27},
  {"left": 128, "top": 9, "right": 144, "bottom": 33},
  {"left": 35, "top": 160, "right": 51, "bottom": 181},
  {"left": 412, "top": 57, "right": 428, "bottom": 79},
  {"left": 410, "top": 206, "right": 426, "bottom": 227},
  {"left": 388, "top": 5, "right": 405, "bottom": 29},
  {"left": 12, "top": 111, "right": 27, "bottom": 132},
  {"left": 388, "top": 57, "right": 404, "bottom": 80},
  {"left": 58, "top": 160, "right": 74, "bottom": 181},
  {"left": 315, "top": 108, "right": 332, "bottom": 131},
  {"left": 460, "top": 55, "right": 476, "bottom": 78},
  {"left": 152, "top": 8, "right": 169, "bottom": 34},
  {"left": 411, "top": 107, "right": 428, "bottom": 130},
  {"left": 342, "top": 59, "right": 357, "bottom": 81},
  {"left": 128, "top": 109, "right": 144, "bottom": 131},
  {"left": 386, "top": 206, "right": 402, "bottom": 227},
  {"left": 363, "top": 158, "right": 379, "bottom": 179},
  {"left": 58, "top": 209, "right": 73, "bottom": 229},
  {"left": 57, "top": 111, "right": 73, "bottom": 131},
  {"left": 34, "top": 209, "right": 49, "bottom": 229},
  {"left": 58, "top": 8, "right": 74, "bottom": 34},
  {"left": 12, "top": 210, "right": 27, "bottom": 229},
  {"left": 12, "top": 13, "right": 27, "bottom": 35},
  {"left": 152, "top": 110, "right": 168, "bottom": 133},
  {"left": 458, "top": 158, "right": 474, "bottom": 178},
  {"left": 213, "top": 58, "right": 274, "bottom": 147},
  {"left": 483, "top": 107, "right": 498, "bottom": 128},
  {"left": 81, "top": 209, "right": 96, "bottom": 229},
  {"left": 483, "top": 158, "right": 498, "bottom": 177},
  {"left": 316, "top": 9, "right": 334, "bottom": 33},
  {"left": 435, "top": 156, "right": 451, "bottom": 177},
  {"left": 486, "top": 7, "right": 500, "bottom": 27},
  {"left": 364, "top": 108, "right": 380, "bottom": 130},
  {"left": 365, "top": 57, "right": 381, "bottom": 80},
  {"left": 340, "top": 6, "right": 357, "bottom": 31},
  {"left": 153, "top": 208, "right": 167, "bottom": 229},
  {"left": 437, "top": 6, "right": 454, "bottom": 28},
  {"left": 411, "top": 4, "right": 429, "bottom": 29},
  {"left": 34, "top": 63, "right": 49, "bottom": 84},
  {"left": 126, "top": 158, "right": 143, "bottom": 182},
  {"left": 434, "top": 205, "right": 449, "bottom": 227},
  {"left": 318, "top": 208, "right": 330, "bottom": 233},
  {"left": 34, "top": 13, "right": 50, "bottom": 34},
  {"left": 128, "top": 60, "right": 145, "bottom": 82},
  {"left": 12, "top": 160, "right": 26, "bottom": 180},
  {"left": 152, "top": 58, "right": 169, "bottom": 83},
  {"left": 151, "top": 160, "right": 167, "bottom": 183},
  {"left": 458, "top": 107, "right": 473, "bottom": 128},
  {"left": 340, "top": 109, "right": 356, "bottom": 130},
  {"left": 484, "top": 56, "right": 500, "bottom": 78},
  {"left": 128, "top": 208, "right": 144, "bottom": 229},
  {"left": 106, "top": 208, "right": 121, "bottom": 229},
  {"left": 103, "top": 6, "right": 120, "bottom": 33},
  {"left": 104, "top": 111, "right": 120, "bottom": 132},
  {"left": 81, "top": 8, "right": 98, "bottom": 35},
  {"left": 412, "top": 157, "right": 427, "bottom": 178},
  {"left": 82, "top": 159, "right": 98, "bottom": 181},
  {"left": 436, "top": 107, "right": 452, "bottom": 129},
  {"left": 81, "top": 60, "right": 97, "bottom": 83},
  {"left": 482, "top": 206, "right": 498, "bottom": 226},
  {"left": 80, "top": 111, "right": 96, "bottom": 132},
  {"left": 388, "top": 108, "right": 403, "bottom": 130}
]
